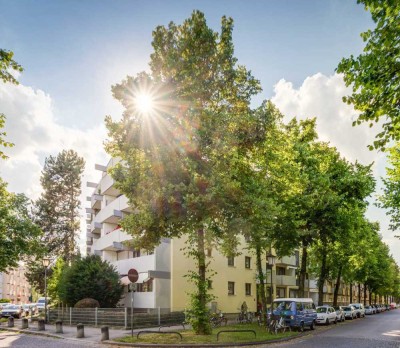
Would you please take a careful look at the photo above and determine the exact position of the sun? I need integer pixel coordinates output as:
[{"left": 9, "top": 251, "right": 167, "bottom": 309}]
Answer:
[{"left": 135, "top": 93, "right": 154, "bottom": 114}]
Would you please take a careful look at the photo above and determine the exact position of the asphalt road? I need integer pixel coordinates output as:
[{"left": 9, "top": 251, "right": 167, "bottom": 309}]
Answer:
[
  {"left": 1, "top": 310, "right": 399, "bottom": 347},
  {"left": 0, "top": 331, "right": 104, "bottom": 347},
  {"left": 272, "top": 309, "right": 400, "bottom": 348}
]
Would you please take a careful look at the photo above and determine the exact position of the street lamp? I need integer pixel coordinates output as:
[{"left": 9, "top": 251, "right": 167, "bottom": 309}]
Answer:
[
  {"left": 266, "top": 252, "right": 276, "bottom": 307},
  {"left": 42, "top": 257, "right": 50, "bottom": 323}
]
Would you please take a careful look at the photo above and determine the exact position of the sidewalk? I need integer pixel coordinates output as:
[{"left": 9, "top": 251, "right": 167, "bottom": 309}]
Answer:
[{"left": 0, "top": 319, "right": 184, "bottom": 344}]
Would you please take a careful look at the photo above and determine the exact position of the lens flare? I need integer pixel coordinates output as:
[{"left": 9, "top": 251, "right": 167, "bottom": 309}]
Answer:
[{"left": 135, "top": 93, "right": 154, "bottom": 114}]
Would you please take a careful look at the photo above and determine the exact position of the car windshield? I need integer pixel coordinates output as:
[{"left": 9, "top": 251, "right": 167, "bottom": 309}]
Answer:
[
  {"left": 351, "top": 304, "right": 360, "bottom": 309},
  {"left": 316, "top": 307, "right": 327, "bottom": 313},
  {"left": 342, "top": 307, "right": 351, "bottom": 311},
  {"left": 8, "top": 305, "right": 18, "bottom": 309},
  {"left": 273, "top": 301, "right": 296, "bottom": 311}
]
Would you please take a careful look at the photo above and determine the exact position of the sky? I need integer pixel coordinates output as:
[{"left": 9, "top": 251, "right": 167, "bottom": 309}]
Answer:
[{"left": 1, "top": 0, "right": 399, "bottom": 263}]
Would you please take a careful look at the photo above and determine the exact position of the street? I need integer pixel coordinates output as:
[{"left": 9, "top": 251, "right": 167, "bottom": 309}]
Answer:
[
  {"left": 273, "top": 309, "right": 400, "bottom": 348},
  {"left": 1, "top": 310, "right": 400, "bottom": 347}
]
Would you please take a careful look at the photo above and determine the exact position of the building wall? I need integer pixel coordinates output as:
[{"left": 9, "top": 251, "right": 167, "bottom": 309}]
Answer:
[{"left": 0, "top": 265, "right": 31, "bottom": 303}]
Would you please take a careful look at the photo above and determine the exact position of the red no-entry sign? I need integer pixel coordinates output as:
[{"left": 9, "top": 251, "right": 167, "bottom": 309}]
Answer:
[{"left": 128, "top": 268, "right": 139, "bottom": 283}]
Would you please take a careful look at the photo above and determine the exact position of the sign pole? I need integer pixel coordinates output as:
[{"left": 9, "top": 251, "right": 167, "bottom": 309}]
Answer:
[
  {"left": 127, "top": 268, "right": 139, "bottom": 338},
  {"left": 131, "top": 287, "right": 134, "bottom": 337}
]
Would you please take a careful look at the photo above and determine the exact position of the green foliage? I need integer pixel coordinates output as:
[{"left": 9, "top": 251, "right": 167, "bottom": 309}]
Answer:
[
  {"left": 74, "top": 298, "right": 100, "bottom": 308},
  {"left": 337, "top": 0, "right": 400, "bottom": 150},
  {"left": 0, "top": 49, "right": 23, "bottom": 85},
  {"left": 57, "top": 255, "right": 123, "bottom": 308},
  {"left": 0, "top": 298, "right": 11, "bottom": 303},
  {"left": 0, "top": 179, "right": 43, "bottom": 272},
  {"left": 0, "top": 114, "right": 14, "bottom": 160},
  {"left": 36, "top": 149, "right": 85, "bottom": 261},
  {"left": 47, "top": 258, "right": 65, "bottom": 305},
  {"left": 105, "top": 11, "right": 262, "bottom": 334},
  {"left": 380, "top": 144, "right": 400, "bottom": 232}
]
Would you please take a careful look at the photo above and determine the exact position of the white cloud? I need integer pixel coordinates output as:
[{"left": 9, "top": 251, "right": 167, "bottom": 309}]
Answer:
[
  {"left": 271, "top": 73, "right": 400, "bottom": 264},
  {"left": 0, "top": 80, "right": 109, "bottom": 253}
]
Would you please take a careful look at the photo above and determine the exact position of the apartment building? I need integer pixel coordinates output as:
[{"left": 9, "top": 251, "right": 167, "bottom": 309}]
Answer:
[
  {"left": 86, "top": 158, "right": 299, "bottom": 313},
  {"left": 0, "top": 264, "right": 31, "bottom": 303}
]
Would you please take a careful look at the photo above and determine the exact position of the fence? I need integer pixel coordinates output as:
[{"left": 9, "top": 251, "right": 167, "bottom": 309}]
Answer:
[{"left": 48, "top": 307, "right": 185, "bottom": 329}]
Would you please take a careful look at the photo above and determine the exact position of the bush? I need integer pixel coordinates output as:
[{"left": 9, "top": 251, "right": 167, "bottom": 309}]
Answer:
[
  {"left": 74, "top": 298, "right": 100, "bottom": 308},
  {"left": 58, "top": 255, "right": 124, "bottom": 308}
]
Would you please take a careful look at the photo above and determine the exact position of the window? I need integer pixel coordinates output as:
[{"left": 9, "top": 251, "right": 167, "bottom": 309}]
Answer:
[
  {"left": 245, "top": 283, "right": 251, "bottom": 296},
  {"left": 207, "top": 280, "right": 213, "bottom": 289},
  {"left": 245, "top": 256, "right": 251, "bottom": 269},
  {"left": 276, "top": 266, "right": 286, "bottom": 276},
  {"left": 136, "top": 279, "right": 153, "bottom": 293},
  {"left": 276, "top": 287, "right": 286, "bottom": 298},
  {"left": 228, "top": 282, "right": 235, "bottom": 295},
  {"left": 227, "top": 256, "right": 234, "bottom": 267}
]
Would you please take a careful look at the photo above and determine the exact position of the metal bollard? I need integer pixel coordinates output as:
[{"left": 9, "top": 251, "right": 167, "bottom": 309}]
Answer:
[
  {"left": 38, "top": 319, "right": 45, "bottom": 331},
  {"left": 55, "top": 320, "right": 63, "bottom": 334},
  {"left": 101, "top": 326, "right": 109, "bottom": 341},
  {"left": 76, "top": 323, "right": 85, "bottom": 338},
  {"left": 21, "top": 318, "right": 29, "bottom": 329},
  {"left": 7, "top": 317, "right": 14, "bottom": 327}
]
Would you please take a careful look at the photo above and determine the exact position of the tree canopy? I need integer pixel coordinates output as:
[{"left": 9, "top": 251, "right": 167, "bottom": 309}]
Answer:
[
  {"left": 337, "top": 0, "right": 400, "bottom": 150},
  {"left": 57, "top": 255, "right": 124, "bottom": 308}
]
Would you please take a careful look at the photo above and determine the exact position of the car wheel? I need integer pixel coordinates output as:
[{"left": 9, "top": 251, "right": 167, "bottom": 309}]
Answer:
[
  {"left": 298, "top": 322, "right": 305, "bottom": 332},
  {"left": 334, "top": 318, "right": 337, "bottom": 324},
  {"left": 326, "top": 318, "right": 329, "bottom": 325},
  {"left": 310, "top": 320, "right": 315, "bottom": 330}
]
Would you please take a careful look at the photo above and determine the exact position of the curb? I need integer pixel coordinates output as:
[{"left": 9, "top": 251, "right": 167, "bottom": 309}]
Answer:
[{"left": 102, "top": 331, "right": 312, "bottom": 347}]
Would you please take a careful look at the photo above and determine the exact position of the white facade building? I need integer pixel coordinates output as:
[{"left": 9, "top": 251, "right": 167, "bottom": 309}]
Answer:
[{"left": 86, "top": 159, "right": 171, "bottom": 309}]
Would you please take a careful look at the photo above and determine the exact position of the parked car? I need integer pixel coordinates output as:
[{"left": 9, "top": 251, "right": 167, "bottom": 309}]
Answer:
[
  {"left": 1, "top": 305, "right": 23, "bottom": 319},
  {"left": 365, "top": 305, "right": 375, "bottom": 315},
  {"left": 272, "top": 298, "right": 317, "bottom": 331},
  {"left": 22, "top": 304, "right": 37, "bottom": 316},
  {"left": 36, "top": 297, "right": 50, "bottom": 312},
  {"left": 349, "top": 303, "right": 365, "bottom": 318},
  {"left": 390, "top": 302, "right": 397, "bottom": 309},
  {"left": 342, "top": 305, "right": 357, "bottom": 320},
  {"left": 334, "top": 306, "right": 345, "bottom": 322},
  {"left": 316, "top": 306, "right": 337, "bottom": 325},
  {"left": 0, "top": 303, "right": 10, "bottom": 310}
]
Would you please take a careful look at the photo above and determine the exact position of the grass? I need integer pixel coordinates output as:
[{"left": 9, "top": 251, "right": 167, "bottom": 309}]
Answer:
[{"left": 114, "top": 323, "right": 299, "bottom": 345}]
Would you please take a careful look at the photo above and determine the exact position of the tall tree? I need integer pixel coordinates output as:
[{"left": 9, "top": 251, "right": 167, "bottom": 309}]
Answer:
[
  {"left": 105, "top": 11, "right": 261, "bottom": 334},
  {"left": 34, "top": 149, "right": 85, "bottom": 262},
  {"left": 337, "top": 0, "right": 400, "bottom": 150}
]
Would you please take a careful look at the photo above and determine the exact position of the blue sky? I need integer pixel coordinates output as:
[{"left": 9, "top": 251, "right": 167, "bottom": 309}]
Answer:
[
  {"left": 1, "top": 0, "right": 372, "bottom": 127},
  {"left": 2, "top": 0, "right": 398, "bottom": 262}
]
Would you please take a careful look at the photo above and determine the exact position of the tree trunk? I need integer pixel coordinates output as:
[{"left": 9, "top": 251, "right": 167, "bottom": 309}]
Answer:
[
  {"left": 369, "top": 289, "right": 372, "bottom": 305},
  {"left": 255, "top": 244, "right": 267, "bottom": 324},
  {"left": 298, "top": 241, "right": 308, "bottom": 298},
  {"left": 363, "top": 284, "right": 367, "bottom": 306},
  {"left": 317, "top": 247, "right": 328, "bottom": 306},
  {"left": 333, "top": 266, "right": 342, "bottom": 307},
  {"left": 196, "top": 228, "right": 210, "bottom": 335},
  {"left": 350, "top": 283, "right": 353, "bottom": 303},
  {"left": 358, "top": 283, "right": 361, "bottom": 303}
]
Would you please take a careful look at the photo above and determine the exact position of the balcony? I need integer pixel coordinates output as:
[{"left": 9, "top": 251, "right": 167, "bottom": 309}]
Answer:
[
  {"left": 111, "top": 254, "right": 156, "bottom": 275},
  {"left": 91, "top": 194, "right": 103, "bottom": 210},
  {"left": 86, "top": 239, "right": 93, "bottom": 246},
  {"left": 95, "top": 199, "right": 123, "bottom": 224},
  {"left": 100, "top": 173, "right": 120, "bottom": 196},
  {"left": 92, "top": 229, "right": 132, "bottom": 251},
  {"left": 275, "top": 255, "right": 297, "bottom": 267},
  {"left": 90, "top": 221, "right": 102, "bottom": 234},
  {"left": 275, "top": 275, "right": 297, "bottom": 286}
]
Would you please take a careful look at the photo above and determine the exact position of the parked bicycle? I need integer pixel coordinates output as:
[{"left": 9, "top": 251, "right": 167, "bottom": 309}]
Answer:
[
  {"left": 267, "top": 313, "right": 291, "bottom": 334},
  {"left": 210, "top": 311, "right": 227, "bottom": 328},
  {"left": 237, "top": 310, "right": 254, "bottom": 324}
]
